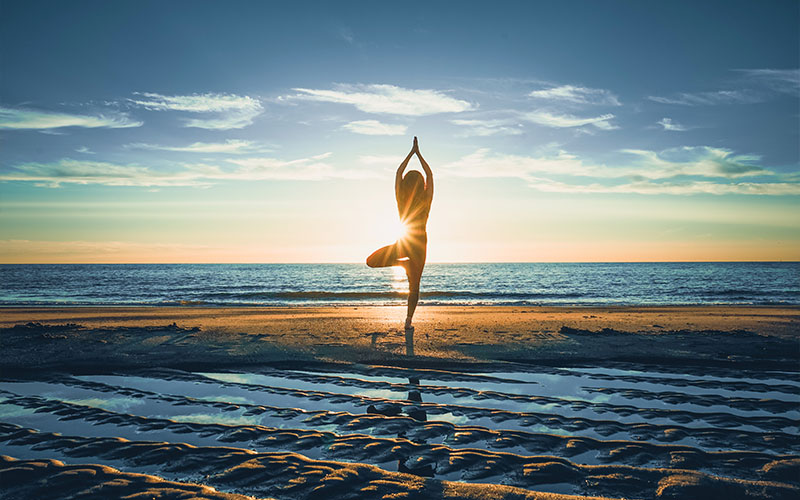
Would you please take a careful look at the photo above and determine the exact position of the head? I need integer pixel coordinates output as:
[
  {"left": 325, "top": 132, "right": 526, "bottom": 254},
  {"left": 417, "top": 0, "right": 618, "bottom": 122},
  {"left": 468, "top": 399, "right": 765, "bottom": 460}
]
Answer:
[{"left": 399, "top": 170, "right": 425, "bottom": 203}]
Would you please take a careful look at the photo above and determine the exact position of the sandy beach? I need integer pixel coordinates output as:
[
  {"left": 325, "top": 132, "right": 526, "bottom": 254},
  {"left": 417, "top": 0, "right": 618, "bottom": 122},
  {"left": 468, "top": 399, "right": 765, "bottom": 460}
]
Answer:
[
  {"left": 1, "top": 305, "right": 798, "bottom": 499},
  {"left": 2, "top": 305, "right": 799, "bottom": 370}
]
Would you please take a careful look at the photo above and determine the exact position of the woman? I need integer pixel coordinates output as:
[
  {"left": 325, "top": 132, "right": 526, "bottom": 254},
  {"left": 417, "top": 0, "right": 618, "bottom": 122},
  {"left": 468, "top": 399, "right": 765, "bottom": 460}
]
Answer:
[{"left": 366, "top": 136, "right": 433, "bottom": 330}]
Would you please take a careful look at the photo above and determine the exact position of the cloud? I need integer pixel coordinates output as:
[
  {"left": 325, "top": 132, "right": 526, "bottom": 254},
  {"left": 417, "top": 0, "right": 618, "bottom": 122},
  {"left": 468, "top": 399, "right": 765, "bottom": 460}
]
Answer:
[
  {"left": 619, "top": 147, "right": 769, "bottom": 178},
  {"left": 128, "top": 92, "right": 258, "bottom": 113},
  {"left": 528, "top": 85, "right": 621, "bottom": 106},
  {"left": 215, "top": 152, "right": 380, "bottom": 180},
  {"left": 337, "top": 26, "right": 355, "bottom": 44},
  {"left": 736, "top": 68, "right": 800, "bottom": 95},
  {"left": 128, "top": 92, "right": 263, "bottom": 129},
  {"left": 358, "top": 154, "right": 404, "bottom": 167},
  {"left": 75, "top": 146, "right": 95, "bottom": 154},
  {"left": 647, "top": 90, "right": 760, "bottom": 106},
  {"left": 285, "top": 84, "right": 473, "bottom": 116},
  {"left": 522, "top": 111, "right": 617, "bottom": 130},
  {"left": 0, "top": 159, "right": 204, "bottom": 187},
  {"left": 439, "top": 148, "right": 618, "bottom": 179},
  {"left": 0, "top": 106, "right": 142, "bottom": 130},
  {"left": 657, "top": 118, "right": 688, "bottom": 131},
  {"left": 450, "top": 118, "right": 523, "bottom": 136},
  {"left": 437, "top": 146, "right": 792, "bottom": 195},
  {"left": 4, "top": 145, "right": 790, "bottom": 195},
  {"left": 526, "top": 178, "right": 800, "bottom": 196},
  {"left": 342, "top": 120, "right": 407, "bottom": 136},
  {"left": 649, "top": 69, "right": 798, "bottom": 106},
  {"left": 0, "top": 153, "right": 376, "bottom": 187},
  {"left": 126, "top": 139, "right": 269, "bottom": 154}
]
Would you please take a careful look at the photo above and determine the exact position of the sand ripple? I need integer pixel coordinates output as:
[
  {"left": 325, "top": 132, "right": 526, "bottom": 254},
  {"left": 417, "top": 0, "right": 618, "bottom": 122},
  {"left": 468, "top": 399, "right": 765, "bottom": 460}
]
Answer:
[
  {"left": 2, "top": 358, "right": 799, "bottom": 499},
  {"left": 2, "top": 423, "right": 797, "bottom": 500}
]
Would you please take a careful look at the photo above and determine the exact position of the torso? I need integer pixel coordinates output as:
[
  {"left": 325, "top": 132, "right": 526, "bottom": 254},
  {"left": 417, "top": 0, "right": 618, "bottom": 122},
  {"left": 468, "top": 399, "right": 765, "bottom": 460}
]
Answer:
[
  {"left": 398, "top": 189, "right": 431, "bottom": 248},
  {"left": 400, "top": 201, "right": 430, "bottom": 230}
]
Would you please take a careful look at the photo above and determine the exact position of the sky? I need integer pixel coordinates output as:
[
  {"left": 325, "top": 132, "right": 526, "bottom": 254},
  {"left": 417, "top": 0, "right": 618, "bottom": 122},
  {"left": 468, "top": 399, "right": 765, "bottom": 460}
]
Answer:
[{"left": 1, "top": 0, "right": 798, "bottom": 263}]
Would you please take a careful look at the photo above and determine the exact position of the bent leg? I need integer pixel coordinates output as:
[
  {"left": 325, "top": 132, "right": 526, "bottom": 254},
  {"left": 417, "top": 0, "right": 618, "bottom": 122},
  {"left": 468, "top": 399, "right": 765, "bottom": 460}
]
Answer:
[{"left": 366, "top": 243, "right": 400, "bottom": 268}]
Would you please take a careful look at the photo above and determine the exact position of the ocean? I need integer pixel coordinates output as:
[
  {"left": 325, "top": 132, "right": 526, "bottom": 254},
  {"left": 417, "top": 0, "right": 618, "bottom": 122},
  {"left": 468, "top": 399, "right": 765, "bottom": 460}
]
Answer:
[{"left": 1, "top": 262, "right": 798, "bottom": 307}]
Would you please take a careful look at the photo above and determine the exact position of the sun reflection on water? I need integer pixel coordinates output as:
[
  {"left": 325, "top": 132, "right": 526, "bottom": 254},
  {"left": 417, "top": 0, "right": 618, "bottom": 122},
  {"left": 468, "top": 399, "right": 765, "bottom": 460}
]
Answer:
[{"left": 391, "top": 265, "right": 408, "bottom": 292}]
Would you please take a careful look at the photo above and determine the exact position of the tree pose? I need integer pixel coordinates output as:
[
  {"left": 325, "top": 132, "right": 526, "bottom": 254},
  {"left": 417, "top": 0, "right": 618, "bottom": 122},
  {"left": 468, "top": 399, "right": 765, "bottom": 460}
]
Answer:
[{"left": 366, "top": 137, "right": 433, "bottom": 330}]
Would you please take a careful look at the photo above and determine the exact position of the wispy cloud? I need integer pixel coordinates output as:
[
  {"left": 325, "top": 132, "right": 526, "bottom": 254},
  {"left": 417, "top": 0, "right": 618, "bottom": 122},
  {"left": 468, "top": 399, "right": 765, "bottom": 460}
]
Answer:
[
  {"left": 736, "top": 68, "right": 800, "bottom": 94},
  {"left": 618, "top": 147, "right": 769, "bottom": 179},
  {"left": 128, "top": 92, "right": 259, "bottom": 113},
  {"left": 342, "top": 120, "right": 407, "bottom": 136},
  {"left": 528, "top": 85, "right": 621, "bottom": 106},
  {"left": 647, "top": 90, "right": 759, "bottom": 106},
  {"left": 522, "top": 111, "right": 618, "bottom": 130},
  {"left": 526, "top": 178, "right": 800, "bottom": 196},
  {"left": 450, "top": 118, "right": 523, "bottom": 136},
  {"left": 440, "top": 148, "right": 618, "bottom": 180},
  {"left": 222, "top": 153, "right": 377, "bottom": 180},
  {"left": 126, "top": 139, "right": 269, "bottom": 154},
  {"left": 336, "top": 26, "right": 355, "bottom": 44},
  {"left": 128, "top": 92, "right": 263, "bottom": 129},
  {"left": 75, "top": 146, "right": 95, "bottom": 154},
  {"left": 284, "top": 84, "right": 473, "bottom": 116},
  {"left": 4, "top": 144, "right": 790, "bottom": 196},
  {"left": 657, "top": 118, "right": 688, "bottom": 131},
  {"left": 649, "top": 69, "right": 799, "bottom": 107},
  {"left": 0, "top": 159, "right": 201, "bottom": 187},
  {"left": 0, "top": 106, "right": 142, "bottom": 130},
  {"left": 438, "top": 146, "right": 793, "bottom": 195},
  {"left": 0, "top": 152, "right": 376, "bottom": 187},
  {"left": 358, "top": 155, "right": 405, "bottom": 168}
]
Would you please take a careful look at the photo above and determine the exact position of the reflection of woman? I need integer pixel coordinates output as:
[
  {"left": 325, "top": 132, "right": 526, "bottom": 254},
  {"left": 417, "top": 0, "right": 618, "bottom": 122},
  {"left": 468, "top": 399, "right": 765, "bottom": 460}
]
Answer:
[
  {"left": 367, "top": 137, "right": 433, "bottom": 330},
  {"left": 398, "top": 376, "right": 434, "bottom": 477}
]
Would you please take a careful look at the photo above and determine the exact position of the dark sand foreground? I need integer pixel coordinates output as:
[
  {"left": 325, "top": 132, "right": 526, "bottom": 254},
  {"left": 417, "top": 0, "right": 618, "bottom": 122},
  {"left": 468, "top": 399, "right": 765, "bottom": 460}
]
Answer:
[{"left": 1, "top": 306, "right": 798, "bottom": 499}]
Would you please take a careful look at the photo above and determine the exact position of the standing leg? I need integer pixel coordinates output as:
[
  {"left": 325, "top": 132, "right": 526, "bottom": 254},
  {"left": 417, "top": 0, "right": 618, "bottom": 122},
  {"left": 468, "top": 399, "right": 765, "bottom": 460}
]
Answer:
[{"left": 404, "top": 260, "right": 423, "bottom": 329}]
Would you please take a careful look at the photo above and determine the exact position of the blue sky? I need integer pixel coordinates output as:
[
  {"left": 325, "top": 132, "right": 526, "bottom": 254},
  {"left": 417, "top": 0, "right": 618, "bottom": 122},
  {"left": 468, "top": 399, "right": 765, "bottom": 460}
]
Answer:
[{"left": 1, "top": 1, "right": 798, "bottom": 262}]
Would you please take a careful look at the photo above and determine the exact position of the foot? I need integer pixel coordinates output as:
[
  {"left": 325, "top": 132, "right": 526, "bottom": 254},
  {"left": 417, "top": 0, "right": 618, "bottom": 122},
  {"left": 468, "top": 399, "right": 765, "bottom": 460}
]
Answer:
[{"left": 404, "top": 319, "right": 413, "bottom": 331}]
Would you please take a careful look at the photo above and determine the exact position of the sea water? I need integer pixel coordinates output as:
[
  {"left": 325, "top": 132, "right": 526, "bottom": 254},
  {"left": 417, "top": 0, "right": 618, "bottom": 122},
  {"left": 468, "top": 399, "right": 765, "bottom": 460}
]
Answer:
[{"left": 1, "top": 262, "right": 797, "bottom": 307}]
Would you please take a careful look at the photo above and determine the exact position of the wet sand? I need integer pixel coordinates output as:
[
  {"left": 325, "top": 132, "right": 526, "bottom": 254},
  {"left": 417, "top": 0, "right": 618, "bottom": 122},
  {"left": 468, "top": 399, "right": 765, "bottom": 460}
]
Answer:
[
  {"left": 1, "top": 306, "right": 798, "bottom": 499},
  {"left": 1, "top": 305, "right": 798, "bottom": 370}
]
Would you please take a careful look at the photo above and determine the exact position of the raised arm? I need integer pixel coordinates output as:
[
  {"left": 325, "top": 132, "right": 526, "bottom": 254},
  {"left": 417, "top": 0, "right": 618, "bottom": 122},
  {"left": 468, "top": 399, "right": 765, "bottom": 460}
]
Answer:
[
  {"left": 413, "top": 137, "right": 433, "bottom": 202},
  {"left": 395, "top": 148, "right": 415, "bottom": 205}
]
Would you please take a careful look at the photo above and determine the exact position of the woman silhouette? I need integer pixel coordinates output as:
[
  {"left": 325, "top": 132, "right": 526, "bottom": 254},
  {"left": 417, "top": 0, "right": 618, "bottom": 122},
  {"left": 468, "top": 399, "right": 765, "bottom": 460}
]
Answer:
[{"left": 367, "top": 137, "right": 433, "bottom": 330}]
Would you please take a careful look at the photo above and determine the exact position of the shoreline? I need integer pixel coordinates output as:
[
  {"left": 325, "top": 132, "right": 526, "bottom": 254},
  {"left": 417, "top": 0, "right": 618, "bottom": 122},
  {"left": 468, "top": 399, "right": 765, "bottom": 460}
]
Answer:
[
  {"left": 2, "top": 302, "right": 797, "bottom": 307},
  {"left": 2, "top": 305, "right": 798, "bottom": 372},
  {"left": 2, "top": 303, "right": 798, "bottom": 325}
]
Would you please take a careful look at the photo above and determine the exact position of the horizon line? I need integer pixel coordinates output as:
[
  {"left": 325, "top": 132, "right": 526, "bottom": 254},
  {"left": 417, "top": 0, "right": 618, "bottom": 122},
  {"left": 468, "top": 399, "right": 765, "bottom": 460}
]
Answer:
[{"left": 2, "top": 260, "right": 798, "bottom": 265}]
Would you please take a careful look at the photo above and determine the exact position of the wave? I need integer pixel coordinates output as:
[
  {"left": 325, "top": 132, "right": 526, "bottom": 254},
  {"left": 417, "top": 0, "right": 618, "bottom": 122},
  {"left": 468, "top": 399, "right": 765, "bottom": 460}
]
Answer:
[
  {"left": 2, "top": 262, "right": 798, "bottom": 307},
  {"left": 703, "top": 288, "right": 800, "bottom": 297},
  {"left": 213, "top": 290, "right": 589, "bottom": 301},
  {"left": 3, "top": 290, "right": 799, "bottom": 307}
]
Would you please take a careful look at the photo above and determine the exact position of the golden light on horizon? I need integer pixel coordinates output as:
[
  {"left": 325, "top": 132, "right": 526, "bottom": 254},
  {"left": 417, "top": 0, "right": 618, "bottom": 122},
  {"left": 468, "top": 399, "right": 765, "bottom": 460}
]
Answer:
[{"left": 390, "top": 264, "right": 408, "bottom": 291}]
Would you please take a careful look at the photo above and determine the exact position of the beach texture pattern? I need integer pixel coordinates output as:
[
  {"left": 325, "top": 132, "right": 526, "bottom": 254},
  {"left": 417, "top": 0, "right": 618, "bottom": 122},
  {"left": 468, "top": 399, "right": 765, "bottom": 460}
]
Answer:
[{"left": 2, "top": 356, "right": 798, "bottom": 499}]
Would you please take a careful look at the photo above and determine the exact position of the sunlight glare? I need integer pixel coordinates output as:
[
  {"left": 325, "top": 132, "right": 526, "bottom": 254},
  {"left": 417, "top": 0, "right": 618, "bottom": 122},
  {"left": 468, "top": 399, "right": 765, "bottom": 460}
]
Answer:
[
  {"left": 365, "top": 208, "right": 410, "bottom": 248},
  {"left": 394, "top": 219, "right": 409, "bottom": 242},
  {"left": 391, "top": 264, "right": 408, "bottom": 291}
]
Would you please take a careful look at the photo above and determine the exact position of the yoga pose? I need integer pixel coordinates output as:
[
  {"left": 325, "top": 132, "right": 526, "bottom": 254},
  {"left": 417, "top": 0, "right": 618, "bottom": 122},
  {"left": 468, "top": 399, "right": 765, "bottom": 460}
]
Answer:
[{"left": 367, "top": 137, "right": 433, "bottom": 330}]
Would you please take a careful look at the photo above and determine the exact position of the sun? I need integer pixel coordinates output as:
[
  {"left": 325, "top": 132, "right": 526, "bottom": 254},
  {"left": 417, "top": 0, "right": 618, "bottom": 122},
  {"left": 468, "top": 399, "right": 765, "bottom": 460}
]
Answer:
[
  {"left": 376, "top": 218, "right": 409, "bottom": 244},
  {"left": 394, "top": 219, "right": 410, "bottom": 241},
  {"left": 364, "top": 206, "right": 411, "bottom": 246}
]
